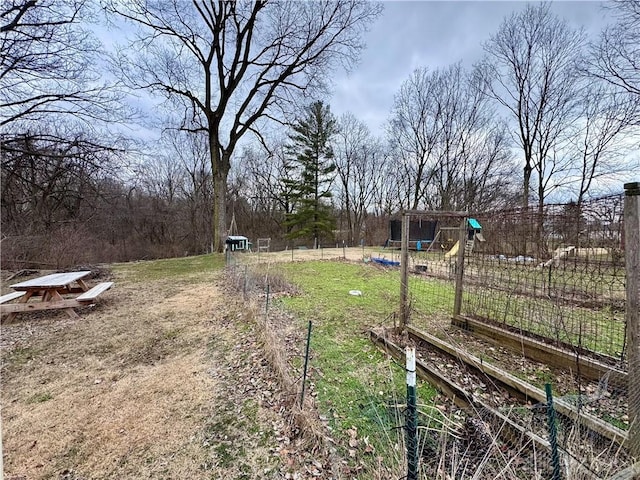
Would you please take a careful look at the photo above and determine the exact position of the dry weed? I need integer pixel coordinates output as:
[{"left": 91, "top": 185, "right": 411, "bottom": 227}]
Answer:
[{"left": 1, "top": 270, "right": 309, "bottom": 479}]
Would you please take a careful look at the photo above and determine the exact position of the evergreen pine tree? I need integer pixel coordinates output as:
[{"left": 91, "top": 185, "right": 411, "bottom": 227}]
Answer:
[{"left": 284, "top": 101, "right": 338, "bottom": 248}]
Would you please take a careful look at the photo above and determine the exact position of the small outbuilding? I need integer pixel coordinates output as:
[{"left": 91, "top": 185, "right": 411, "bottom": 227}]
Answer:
[{"left": 225, "top": 235, "right": 250, "bottom": 252}]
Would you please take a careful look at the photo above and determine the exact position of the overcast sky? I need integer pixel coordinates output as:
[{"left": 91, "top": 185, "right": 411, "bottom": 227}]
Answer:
[
  {"left": 107, "top": 1, "right": 614, "bottom": 145},
  {"left": 330, "top": 1, "right": 610, "bottom": 135}
]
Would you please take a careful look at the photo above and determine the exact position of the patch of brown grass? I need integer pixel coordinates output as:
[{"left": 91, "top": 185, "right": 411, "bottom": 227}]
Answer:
[{"left": 1, "top": 275, "right": 219, "bottom": 479}]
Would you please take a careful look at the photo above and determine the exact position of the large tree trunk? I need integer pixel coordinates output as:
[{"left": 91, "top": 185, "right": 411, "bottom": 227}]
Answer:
[
  {"left": 210, "top": 133, "right": 230, "bottom": 253},
  {"left": 213, "top": 170, "right": 227, "bottom": 253},
  {"left": 523, "top": 162, "right": 532, "bottom": 209}
]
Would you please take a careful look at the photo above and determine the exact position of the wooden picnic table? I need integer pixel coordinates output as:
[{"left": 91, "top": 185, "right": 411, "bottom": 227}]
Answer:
[{"left": 1, "top": 271, "right": 113, "bottom": 321}]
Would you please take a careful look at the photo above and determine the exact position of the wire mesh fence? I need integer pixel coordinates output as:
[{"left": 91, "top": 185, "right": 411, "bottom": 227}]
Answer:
[
  {"left": 462, "top": 194, "right": 626, "bottom": 363},
  {"left": 399, "top": 212, "right": 466, "bottom": 333},
  {"left": 400, "top": 187, "right": 639, "bottom": 477},
  {"left": 229, "top": 244, "right": 373, "bottom": 264},
  {"left": 220, "top": 186, "right": 639, "bottom": 478}
]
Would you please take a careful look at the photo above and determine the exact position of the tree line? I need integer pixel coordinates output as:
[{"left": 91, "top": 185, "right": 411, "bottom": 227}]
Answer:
[{"left": 1, "top": 0, "right": 638, "bottom": 267}]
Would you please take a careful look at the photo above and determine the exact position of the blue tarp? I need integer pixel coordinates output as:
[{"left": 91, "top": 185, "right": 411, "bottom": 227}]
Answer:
[{"left": 371, "top": 257, "right": 400, "bottom": 267}]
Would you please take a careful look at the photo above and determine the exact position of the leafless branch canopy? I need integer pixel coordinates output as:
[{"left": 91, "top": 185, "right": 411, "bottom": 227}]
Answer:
[
  {"left": 588, "top": 0, "right": 640, "bottom": 98},
  {"left": 1, "top": 0, "right": 123, "bottom": 129},
  {"left": 105, "top": 0, "right": 381, "bottom": 250}
]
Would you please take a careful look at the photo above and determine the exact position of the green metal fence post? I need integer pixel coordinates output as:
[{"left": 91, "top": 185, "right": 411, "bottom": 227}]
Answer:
[
  {"left": 545, "top": 383, "right": 562, "bottom": 480},
  {"left": 243, "top": 265, "right": 247, "bottom": 300},
  {"left": 265, "top": 284, "right": 270, "bottom": 316},
  {"left": 406, "top": 347, "right": 418, "bottom": 480},
  {"left": 300, "top": 320, "right": 313, "bottom": 408}
]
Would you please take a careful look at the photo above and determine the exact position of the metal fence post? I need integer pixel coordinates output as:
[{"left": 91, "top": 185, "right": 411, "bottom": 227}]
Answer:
[
  {"left": 625, "top": 181, "right": 640, "bottom": 459},
  {"left": 400, "top": 212, "right": 410, "bottom": 329},
  {"left": 406, "top": 347, "right": 418, "bottom": 480},
  {"left": 545, "top": 383, "right": 562, "bottom": 480},
  {"left": 242, "top": 265, "right": 247, "bottom": 300},
  {"left": 265, "top": 283, "right": 270, "bottom": 316},
  {"left": 300, "top": 320, "right": 313, "bottom": 408}
]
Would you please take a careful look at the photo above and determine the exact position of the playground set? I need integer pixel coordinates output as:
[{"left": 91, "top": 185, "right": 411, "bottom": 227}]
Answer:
[{"left": 387, "top": 217, "right": 485, "bottom": 258}]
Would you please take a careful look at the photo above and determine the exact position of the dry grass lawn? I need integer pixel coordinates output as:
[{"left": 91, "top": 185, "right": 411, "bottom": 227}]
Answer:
[{"left": 1, "top": 264, "right": 299, "bottom": 479}]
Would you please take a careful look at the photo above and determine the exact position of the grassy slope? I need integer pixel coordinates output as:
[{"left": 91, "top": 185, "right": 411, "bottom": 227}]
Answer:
[
  {"left": 2, "top": 253, "right": 292, "bottom": 479},
  {"left": 3, "top": 254, "right": 445, "bottom": 479},
  {"left": 271, "top": 261, "right": 439, "bottom": 473},
  {"left": 113, "top": 253, "right": 226, "bottom": 282}
]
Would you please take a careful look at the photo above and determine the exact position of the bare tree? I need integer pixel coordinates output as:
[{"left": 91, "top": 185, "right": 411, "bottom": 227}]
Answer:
[
  {"left": 568, "top": 80, "right": 638, "bottom": 205},
  {"left": 158, "top": 127, "right": 213, "bottom": 253},
  {"left": 387, "top": 63, "right": 515, "bottom": 212},
  {"left": 1, "top": 0, "right": 128, "bottom": 262},
  {"left": 334, "top": 112, "right": 386, "bottom": 244},
  {"left": 481, "top": 3, "right": 585, "bottom": 207},
  {"left": 239, "top": 142, "right": 300, "bottom": 237},
  {"left": 0, "top": 125, "right": 123, "bottom": 233},
  {"left": 426, "top": 64, "right": 515, "bottom": 211},
  {"left": 457, "top": 121, "right": 517, "bottom": 211},
  {"left": 588, "top": 0, "right": 640, "bottom": 99},
  {"left": 372, "top": 149, "right": 403, "bottom": 216},
  {"left": 106, "top": 0, "right": 381, "bottom": 251},
  {"left": 387, "top": 67, "right": 441, "bottom": 210},
  {"left": 1, "top": 0, "right": 120, "bottom": 129}
]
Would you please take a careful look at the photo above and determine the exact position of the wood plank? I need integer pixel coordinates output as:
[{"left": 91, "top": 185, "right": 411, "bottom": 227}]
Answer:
[
  {"left": 368, "top": 330, "right": 567, "bottom": 468},
  {"left": 624, "top": 181, "right": 640, "bottom": 458},
  {"left": 0, "top": 298, "right": 82, "bottom": 314},
  {"left": 10, "top": 271, "right": 92, "bottom": 290},
  {"left": 408, "top": 324, "right": 628, "bottom": 448},
  {"left": 76, "top": 282, "right": 113, "bottom": 302},
  {"left": 370, "top": 329, "right": 610, "bottom": 480},
  {"left": 607, "top": 462, "right": 640, "bottom": 480},
  {"left": 400, "top": 214, "right": 410, "bottom": 328},
  {"left": 0, "top": 291, "right": 26, "bottom": 304},
  {"left": 77, "top": 278, "right": 89, "bottom": 291},
  {"left": 454, "top": 315, "right": 627, "bottom": 387},
  {"left": 453, "top": 217, "right": 466, "bottom": 316}
]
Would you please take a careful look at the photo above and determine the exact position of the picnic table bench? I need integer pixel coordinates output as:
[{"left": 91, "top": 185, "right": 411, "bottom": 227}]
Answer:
[
  {"left": 0, "top": 291, "right": 27, "bottom": 304},
  {"left": 0, "top": 271, "right": 113, "bottom": 321}
]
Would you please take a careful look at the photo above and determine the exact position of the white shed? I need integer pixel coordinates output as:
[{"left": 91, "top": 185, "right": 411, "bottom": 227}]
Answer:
[{"left": 225, "top": 235, "right": 250, "bottom": 252}]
